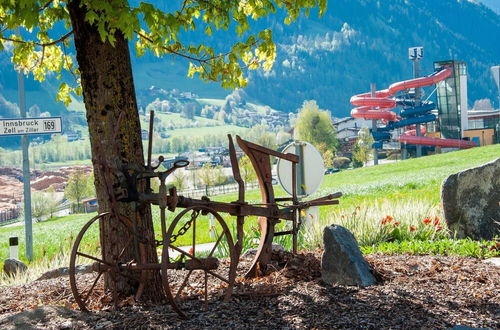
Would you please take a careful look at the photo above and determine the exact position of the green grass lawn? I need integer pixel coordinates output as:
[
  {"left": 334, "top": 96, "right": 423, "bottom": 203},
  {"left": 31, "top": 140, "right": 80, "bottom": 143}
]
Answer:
[
  {"left": 165, "top": 125, "right": 248, "bottom": 138},
  {"left": 0, "top": 214, "right": 94, "bottom": 270},
  {"left": 140, "top": 112, "right": 222, "bottom": 129},
  {"left": 1, "top": 145, "right": 498, "bottom": 271}
]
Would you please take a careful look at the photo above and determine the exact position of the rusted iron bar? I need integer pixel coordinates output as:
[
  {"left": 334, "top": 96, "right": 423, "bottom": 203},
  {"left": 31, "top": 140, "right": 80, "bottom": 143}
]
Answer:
[
  {"left": 236, "top": 137, "right": 300, "bottom": 163},
  {"left": 275, "top": 197, "right": 294, "bottom": 202},
  {"left": 274, "top": 230, "right": 294, "bottom": 237},
  {"left": 175, "top": 196, "right": 294, "bottom": 220},
  {"left": 91, "top": 257, "right": 219, "bottom": 272}
]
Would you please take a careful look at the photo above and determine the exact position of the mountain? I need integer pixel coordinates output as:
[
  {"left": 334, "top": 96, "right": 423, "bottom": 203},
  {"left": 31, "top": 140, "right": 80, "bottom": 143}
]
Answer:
[
  {"left": 481, "top": 0, "right": 500, "bottom": 14},
  {"left": 0, "top": 0, "right": 499, "bottom": 129},
  {"left": 246, "top": 0, "right": 500, "bottom": 115}
]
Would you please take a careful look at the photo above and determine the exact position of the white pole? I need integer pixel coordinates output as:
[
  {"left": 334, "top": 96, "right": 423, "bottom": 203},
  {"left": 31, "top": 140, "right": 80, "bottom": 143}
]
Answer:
[
  {"left": 209, "top": 214, "right": 215, "bottom": 239},
  {"left": 9, "top": 236, "right": 19, "bottom": 259}
]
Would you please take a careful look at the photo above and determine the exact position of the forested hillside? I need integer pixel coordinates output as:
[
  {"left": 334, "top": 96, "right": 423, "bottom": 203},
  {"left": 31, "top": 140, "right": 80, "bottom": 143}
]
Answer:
[{"left": 0, "top": 0, "right": 498, "bottom": 132}]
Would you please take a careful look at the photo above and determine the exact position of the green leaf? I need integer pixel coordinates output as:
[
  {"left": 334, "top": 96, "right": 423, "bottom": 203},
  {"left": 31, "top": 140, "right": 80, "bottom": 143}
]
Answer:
[
  {"left": 56, "top": 82, "right": 72, "bottom": 106},
  {"left": 204, "top": 25, "right": 212, "bottom": 36}
]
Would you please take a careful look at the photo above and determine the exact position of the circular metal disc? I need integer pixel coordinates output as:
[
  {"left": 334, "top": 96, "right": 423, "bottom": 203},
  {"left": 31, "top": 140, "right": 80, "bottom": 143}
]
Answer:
[{"left": 277, "top": 141, "right": 325, "bottom": 196}]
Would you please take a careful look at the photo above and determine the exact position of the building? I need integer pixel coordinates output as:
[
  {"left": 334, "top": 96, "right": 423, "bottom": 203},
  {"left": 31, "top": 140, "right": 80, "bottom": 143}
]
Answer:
[
  {"left": 465, "top": 109, "right": 500, "bottom": 145},
  {"left": 433, "top": 60, "right": 499, "bottom": 146},
  {"left": 82, "top": 197, "right": 98, "bottom": 213},
  {"left": 63, "top": 130, "right": 82, "bottom": 142},
  {"left": 334, "top": 117, "right": 372, "bottom": 140},
  {"left": 434, "top": 60, "right": 468, "bottom": 139}
]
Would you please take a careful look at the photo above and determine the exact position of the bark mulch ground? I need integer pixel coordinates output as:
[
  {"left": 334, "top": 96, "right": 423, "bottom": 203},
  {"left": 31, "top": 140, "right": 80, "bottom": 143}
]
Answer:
[{"left": 0, "top": 252, "right": 498, "bottom": 329}]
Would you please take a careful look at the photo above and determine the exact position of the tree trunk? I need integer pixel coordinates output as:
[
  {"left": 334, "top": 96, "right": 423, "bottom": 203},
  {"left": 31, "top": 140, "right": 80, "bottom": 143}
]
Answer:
[{"left": 68, "top": 1, "right": 163, "bottom": 301}]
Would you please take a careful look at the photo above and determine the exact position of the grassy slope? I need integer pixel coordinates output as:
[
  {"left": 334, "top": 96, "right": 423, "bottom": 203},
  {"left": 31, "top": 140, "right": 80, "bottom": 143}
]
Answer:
[
  {"left": 1, "top": 145, "right": 498, "bottom": 266},
  {"left": 315, "top": 144, "right": 500, "bottom": 209},
  {"left": 0, "top": 214, "right": 93, "bottom": 269},
  {"left": 217, "top": 144, "right": 500, "bottom": 206},
  {"left": 166, "top": 125, "right": 248, "bottom": 138}
]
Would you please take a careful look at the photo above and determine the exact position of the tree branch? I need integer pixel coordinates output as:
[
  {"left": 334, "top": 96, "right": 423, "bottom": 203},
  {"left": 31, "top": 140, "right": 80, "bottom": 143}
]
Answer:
[
  {"left": 135, "top": 30, "right": 257, "bottom": 64},
  {"left": 39, "top": 0, "right": 54, "bottom": 11},
  {"left": 0, "top": 30, "right": 73, "bottom": 47},
  {"left": 62, "top": 41, "right": 79, "bottom": 83},
  {"left": 135, "top": 30, "right": 222, "bottom": 63}
]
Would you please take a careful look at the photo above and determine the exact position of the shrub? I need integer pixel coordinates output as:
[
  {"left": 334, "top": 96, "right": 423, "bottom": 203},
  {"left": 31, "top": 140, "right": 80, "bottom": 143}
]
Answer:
[{"left": 332, "top": 157, "right": 351, "bottom": 169}]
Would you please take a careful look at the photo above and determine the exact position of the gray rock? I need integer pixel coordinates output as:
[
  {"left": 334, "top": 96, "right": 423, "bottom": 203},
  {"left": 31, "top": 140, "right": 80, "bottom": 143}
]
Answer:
[
  {"left": 321, "top": 225, "right": 376, "bottom": 287},
  {"left": 3, "top": 258, "right": 28, "bottom": 277},
  {"left": 483, "top": 257, "right": 500, "bottom": 267},
  {"left": 0, "top": 306, "right": 86, "bottom": 329},
  {"left": 36, "top": 264, "right": 93, "bottom": 281},
  {"left": 243, "top": 243, "right": 285, "bottom": 258},
  {"left": 441, "top": 158, "right": 500, "bottom": 240}
]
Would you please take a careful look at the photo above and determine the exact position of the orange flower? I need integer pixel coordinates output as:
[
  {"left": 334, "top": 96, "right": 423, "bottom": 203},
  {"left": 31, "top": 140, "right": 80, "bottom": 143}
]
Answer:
[
  {"left": 393, "top": 221, "right": 400, "bottom": 226},
  {"left": 189, "top": 247, "right": 194, "bottom": 255},
  {"left": 436, "top": 225, "right": 443, "bottom": 232},
  {"left": 410, "top": 225, "right": 416, "bottom": 231},
  {"left": 381, "top": 215, "right": 393, "bottom": 225},
  {"left": 433, "top": 216, "right": 440, "bottom": 226},
  {"left": 423, "top": 217, "right": 432, "bottom": 225}
]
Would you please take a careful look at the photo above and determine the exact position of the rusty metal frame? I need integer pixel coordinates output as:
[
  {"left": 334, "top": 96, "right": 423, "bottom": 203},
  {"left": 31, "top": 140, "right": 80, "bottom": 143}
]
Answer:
[{"left": 69, "top": 110, "right": 342, "bottom": 317}]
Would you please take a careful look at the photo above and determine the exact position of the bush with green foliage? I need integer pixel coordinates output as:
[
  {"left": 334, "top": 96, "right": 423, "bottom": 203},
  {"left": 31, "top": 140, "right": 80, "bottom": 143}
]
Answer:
[
  {"left": 294, "top": 100, "right": 338, "bottom": 153},
  {"left": 332, "top": 157, "right": 351, "bottom": 169},
  {"left": 64, "top": 170, "right": 94, "bottom": 212},
  {"left": 352, "top": 128, "right": 374, "bottom": 167}
]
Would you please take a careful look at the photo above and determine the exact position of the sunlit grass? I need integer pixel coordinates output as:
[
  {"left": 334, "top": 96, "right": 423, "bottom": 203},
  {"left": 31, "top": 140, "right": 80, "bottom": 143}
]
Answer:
[{"left": 1, "top": 145, "right": 498, "bottom": 285}]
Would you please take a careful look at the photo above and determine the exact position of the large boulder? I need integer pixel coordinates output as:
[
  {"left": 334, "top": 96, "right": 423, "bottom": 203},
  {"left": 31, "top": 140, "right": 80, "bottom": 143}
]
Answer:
[
  {"left": 321, "top": 225, "right": 376, "bottom": 287},
  {"left": 441, "top": 158, "right": 500, "bottom": 240},
  {"left": 3, "top": 258, "right": 28, "bottom": 277}
]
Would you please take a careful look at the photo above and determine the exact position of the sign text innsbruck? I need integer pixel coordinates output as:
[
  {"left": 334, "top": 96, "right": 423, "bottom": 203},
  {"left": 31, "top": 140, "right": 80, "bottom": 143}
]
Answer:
[{"left": 0, "top": 117, "right": 62, "bottom": 136}]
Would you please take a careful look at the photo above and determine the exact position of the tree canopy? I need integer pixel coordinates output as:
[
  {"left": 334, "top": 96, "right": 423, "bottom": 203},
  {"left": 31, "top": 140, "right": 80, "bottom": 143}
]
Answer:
[
  {"left": 294, "top": 100, "right": 338, "bottom": 153},
  {"left": 64, "top": 169, "right": 94, "bottom": 207},
  {"left": 352, "top": 127, "right": 374, "bottom": 167},
  {"left": 0, "top": 0, "right": 328, "bottom": 299},
  {"left": 1, "top": 0, "right": 326, "bottom": 102}
]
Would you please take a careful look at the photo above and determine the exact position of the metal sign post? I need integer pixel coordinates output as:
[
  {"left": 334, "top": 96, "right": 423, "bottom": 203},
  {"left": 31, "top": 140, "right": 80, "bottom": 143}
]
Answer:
[
  {"left": 0, "top": 119, "right": 62, "bottom": 261},
  {"left": 17, "top": 61, "right": 33, "bottom": 262}
]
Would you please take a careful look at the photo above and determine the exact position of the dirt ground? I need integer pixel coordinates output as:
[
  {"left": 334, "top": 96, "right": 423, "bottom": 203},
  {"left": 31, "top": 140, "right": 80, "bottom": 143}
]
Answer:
[
  {"left": 0, "top": 165, "right": 93, "bottom": 212},
  {"left": 0, "top": 252, "right": 498, "bottom": 329}
]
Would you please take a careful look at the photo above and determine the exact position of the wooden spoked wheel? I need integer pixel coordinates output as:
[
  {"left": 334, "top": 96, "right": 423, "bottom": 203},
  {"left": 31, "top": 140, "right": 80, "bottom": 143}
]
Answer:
[
  {"left": 69, "top": 212, "right": 147, "bottom": 311},
  {"left": 162, "top": 206, "right": 237, "bottom": 318}
]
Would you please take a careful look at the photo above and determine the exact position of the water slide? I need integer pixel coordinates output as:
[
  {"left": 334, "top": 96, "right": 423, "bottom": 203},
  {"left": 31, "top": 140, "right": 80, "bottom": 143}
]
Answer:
[{"left": 350, "top": 68, "right": 476, "bottom": 149}]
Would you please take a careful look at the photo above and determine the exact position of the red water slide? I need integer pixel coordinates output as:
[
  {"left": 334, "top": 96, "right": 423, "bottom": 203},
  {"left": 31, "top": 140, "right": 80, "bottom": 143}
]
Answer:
[
  {"left": 350, "top": 68, "right": 452, "bottom": 120},
  {"left": 350, "top": 68, "right": 476, "bottom": 149}
]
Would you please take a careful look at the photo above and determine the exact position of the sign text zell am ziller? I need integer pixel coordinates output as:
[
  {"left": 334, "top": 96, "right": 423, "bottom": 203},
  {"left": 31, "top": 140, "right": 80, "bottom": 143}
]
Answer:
[{"left": 0, "top": 117, "right": 62, "bottom": 136}]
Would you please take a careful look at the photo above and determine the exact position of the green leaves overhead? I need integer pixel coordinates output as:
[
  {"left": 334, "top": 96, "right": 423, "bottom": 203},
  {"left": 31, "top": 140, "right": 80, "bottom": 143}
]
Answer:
[{"left": 0, "top": 0, "right": 327, "bottom": 100}]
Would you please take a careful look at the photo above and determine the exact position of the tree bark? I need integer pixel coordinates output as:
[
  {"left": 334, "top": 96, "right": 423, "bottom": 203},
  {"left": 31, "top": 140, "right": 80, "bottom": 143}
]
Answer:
[{"left": 68, "top": 1, "right": 163, "bottom": 301}]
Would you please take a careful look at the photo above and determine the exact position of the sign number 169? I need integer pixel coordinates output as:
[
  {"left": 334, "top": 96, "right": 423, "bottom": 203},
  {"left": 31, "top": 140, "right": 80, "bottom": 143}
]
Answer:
[{"left": 43, "top": 120, "right": 56, "bottom": 131}]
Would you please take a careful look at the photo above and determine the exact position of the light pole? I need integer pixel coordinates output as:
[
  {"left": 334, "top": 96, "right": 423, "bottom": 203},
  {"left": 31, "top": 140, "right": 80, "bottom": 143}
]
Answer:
[
  {"left": 409, "top": 47, "right": 424, "bottom": 158},
  {"left": 371, "top": 83, "right": 378, "bottom": 165}
]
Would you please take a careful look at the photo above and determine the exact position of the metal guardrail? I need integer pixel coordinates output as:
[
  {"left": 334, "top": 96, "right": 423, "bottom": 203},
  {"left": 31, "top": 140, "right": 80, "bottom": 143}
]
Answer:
[
  {"left": 0, "top": 207, "right": 21, "bottom": 224},
  {"left": 178, "top": 182, "right": 259, "bottom": 198}
]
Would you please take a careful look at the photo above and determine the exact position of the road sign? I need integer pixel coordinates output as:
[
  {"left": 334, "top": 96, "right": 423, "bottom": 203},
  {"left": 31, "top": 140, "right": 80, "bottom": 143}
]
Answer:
[
  {"left": 0, "top": 117, "right": 62, "bottom": 136},
  {"left": 409, "top": 46, "right": 424, "bottom": 60},
  {"left": 277, "top": 141, "right": 325, "bottom": 197}
]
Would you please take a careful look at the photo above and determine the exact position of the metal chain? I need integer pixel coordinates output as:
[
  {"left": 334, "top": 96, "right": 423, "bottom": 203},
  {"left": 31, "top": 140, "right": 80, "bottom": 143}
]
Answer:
[{"left": 169, "top": 209, "right": 200, "bottom": 244}]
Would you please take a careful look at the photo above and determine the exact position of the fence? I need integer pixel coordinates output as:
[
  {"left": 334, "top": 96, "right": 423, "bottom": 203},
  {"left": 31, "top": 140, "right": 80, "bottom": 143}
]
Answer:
[
  {"left": 0, "top": 207, "right": 21, "bottom": 225},
  {"left": 178, "top": 182, "right": 260, "bottom": 198}
]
